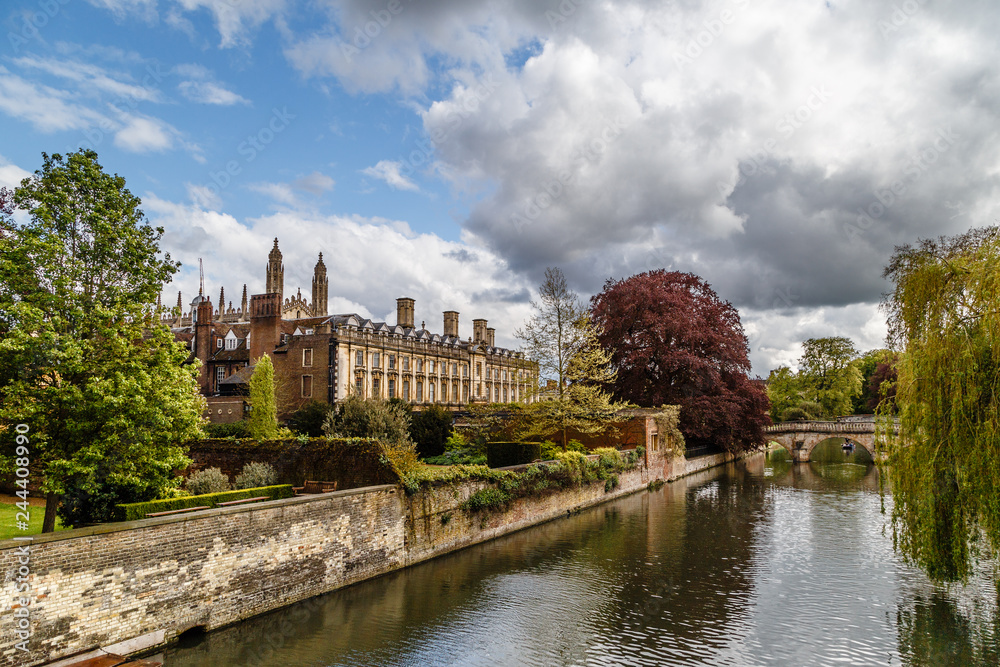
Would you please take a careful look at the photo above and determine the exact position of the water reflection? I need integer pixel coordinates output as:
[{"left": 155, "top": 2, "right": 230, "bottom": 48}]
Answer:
[{"left": 162, "top": 453, "right": 999, "bottom": 667}]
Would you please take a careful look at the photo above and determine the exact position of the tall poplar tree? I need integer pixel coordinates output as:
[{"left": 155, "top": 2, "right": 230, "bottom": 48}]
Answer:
[
  {"left": 0, "top": 151, "right": 205, "bottom": 529},
  {"left": 247, "top": 354, "right": 279, "bottom": 440}
]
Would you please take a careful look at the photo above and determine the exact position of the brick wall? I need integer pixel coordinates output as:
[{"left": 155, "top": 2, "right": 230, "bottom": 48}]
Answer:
[{"left": 0, "top": 447, "right": 745, "bottom": 667}]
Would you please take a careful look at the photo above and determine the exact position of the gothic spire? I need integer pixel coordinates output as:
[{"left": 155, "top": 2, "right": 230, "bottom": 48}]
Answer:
[
  {"left": 266, "top": 238, "right": 284, "bottom": 298},
  {"left": 312, "top": 251, "right": 329, "bottom": 317}
]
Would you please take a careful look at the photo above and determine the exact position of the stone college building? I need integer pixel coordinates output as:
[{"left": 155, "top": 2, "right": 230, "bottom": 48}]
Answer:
[{"left": 165, "top": 239, "right": 539, "bottom": 421}]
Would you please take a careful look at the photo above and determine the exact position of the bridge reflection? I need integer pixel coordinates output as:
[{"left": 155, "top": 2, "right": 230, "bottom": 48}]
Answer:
[{"left": 761, "top": 444, "right": 881, "bottom": 493}]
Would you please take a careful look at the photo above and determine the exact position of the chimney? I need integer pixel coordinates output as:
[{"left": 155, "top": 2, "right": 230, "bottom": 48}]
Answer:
[
  {"left": 486, "top": 327, "right": 495, "bottom": 347},
  {"left": 249, "top": 293, "right": 282, "bottom": 362},
  {"left": 473, "top": 318, "right": 487, "bottom": 345},
  {"left": 443, "top": 311, "right": 459, "bottom": 338},
  {"left": 396, "top": 297, "right": 415, "bottom": 329},
  {"left": 195, "top": 298, "right": 214, "bottom": 394}
]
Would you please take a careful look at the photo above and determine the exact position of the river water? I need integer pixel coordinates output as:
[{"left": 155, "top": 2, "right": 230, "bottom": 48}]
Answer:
[{"left": 162, "top": 445, "right": 999, "bottom": 666}]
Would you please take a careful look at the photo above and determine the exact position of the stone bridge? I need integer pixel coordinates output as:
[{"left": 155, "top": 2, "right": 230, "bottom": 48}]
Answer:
[{"left": 766, "top": 419, "right": 896, "bottom": 462}]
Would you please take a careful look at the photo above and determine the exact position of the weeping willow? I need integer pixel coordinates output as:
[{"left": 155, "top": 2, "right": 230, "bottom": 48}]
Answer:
[{"left": 879, "top": 226, "right": 1000, "bottom": 583}]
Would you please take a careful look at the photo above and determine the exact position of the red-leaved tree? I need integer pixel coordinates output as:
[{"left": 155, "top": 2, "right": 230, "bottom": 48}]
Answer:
[{"left": 590, "top": 270, "right": 770, "bottom": 453}]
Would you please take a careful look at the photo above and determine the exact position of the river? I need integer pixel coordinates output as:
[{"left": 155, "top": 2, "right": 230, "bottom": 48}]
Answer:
[{"left": 161, "top": 445, "right": 999, "bottom": 666}]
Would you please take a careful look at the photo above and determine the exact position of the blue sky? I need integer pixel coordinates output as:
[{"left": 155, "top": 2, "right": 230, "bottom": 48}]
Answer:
[{"left": 3, "top": 0, "right": 999, "bottom": 373}]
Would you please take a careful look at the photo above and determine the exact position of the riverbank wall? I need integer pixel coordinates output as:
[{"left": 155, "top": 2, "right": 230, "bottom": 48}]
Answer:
[{"left": 1, "top": 447, "right": 748, "bottom": 667}]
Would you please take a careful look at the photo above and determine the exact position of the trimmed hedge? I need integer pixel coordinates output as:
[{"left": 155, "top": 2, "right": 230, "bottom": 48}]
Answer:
[
  {"left": 487, "top": 442, "right": 542, "bottom": 468},
  {"left": 114, "top": 484, "right": 294, "bottom": 522},
  {"left": 185, "top": 437, "right": 399, "bottom": 490}
]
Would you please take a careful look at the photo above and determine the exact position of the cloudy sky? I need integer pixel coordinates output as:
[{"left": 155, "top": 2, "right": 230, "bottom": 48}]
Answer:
[{"left": 2, "top": 0, "right": 997, "bottom": 374}]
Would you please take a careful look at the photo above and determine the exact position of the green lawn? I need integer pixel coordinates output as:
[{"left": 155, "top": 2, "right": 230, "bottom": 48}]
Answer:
[{"left": 0, "top": 501, "right": 65, "bottom": 540}]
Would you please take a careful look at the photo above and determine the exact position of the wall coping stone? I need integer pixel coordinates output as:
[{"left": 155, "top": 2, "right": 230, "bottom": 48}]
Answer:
[{"left": 0, "top": 483, "right": 398, "bottom": 551}]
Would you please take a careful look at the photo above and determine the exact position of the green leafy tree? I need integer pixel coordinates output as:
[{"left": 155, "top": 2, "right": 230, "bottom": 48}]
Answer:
[
  {"left": 322, "top": 395, "right": 419, "bottom": 478},
  {"left": 247, "top": 355, "right": 278, "bottom": 440},
  {"left": 516, "top": 270, "right": 629, "bottom": 447},
  {"left": 852, "top": 349, "right": 898, "bottom": 414},
  {"left": 766, "top": 366, "right": 800, "bottom": 422},
  {"left": 286, "top": 400, "right": 334, "bottom": 437},
  {"left": 0, "top": 150, "right": 204, "bottom": 529},
  {"left": 880, "top": 225, "right": 1000, "bottom": 582},
  {"left": 410, "top": 405, "right": 453, "bottom": 458},
  {"left": 797, "top": 337, "right": 862, "bottom": 418}
]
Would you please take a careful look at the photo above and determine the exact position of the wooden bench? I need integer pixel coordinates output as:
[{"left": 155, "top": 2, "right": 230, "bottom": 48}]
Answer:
[
  {"left": 293, "top": 480, "right": 338, "bottom": 495},
  {"left": 145, "top": 505, "right": 211, "bottom": 518},
  {"left": 216, "top": 496, "right": 270, "bottom": 507}
]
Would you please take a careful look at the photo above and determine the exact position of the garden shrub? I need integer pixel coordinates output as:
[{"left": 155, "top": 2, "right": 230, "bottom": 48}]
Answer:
[
  {"left": 410, "top": 405, "right": 454, "bottom": 458},
  {"left": 462, "top": 486, "right": 513, "bottom": 512},
  {"left": 204, "top": 421, "right": 249, "bottom": 439},
  {"left": 114, "top": 485, "right": 294, "bottom": 522},
  {"left": 555, "top": 450, "right": 589, "bottom": 484},
  {"left": 186, "top": 467, "right": 231, "bottom": 495},
  {"left": 540, "top": 439, "right": 586, "bottom": 460},
  {"left": 286, "top": 400, "right": 334, "bottom": 437},
  {"left": 234, "top": 462, "right": 278, "bottom": 489},
  {"left": 424, "top": 449, "right": 487, "bottom": 466}
]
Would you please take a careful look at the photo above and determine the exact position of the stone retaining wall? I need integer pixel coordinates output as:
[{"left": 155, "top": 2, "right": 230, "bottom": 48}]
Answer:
[{"left": 0, "top": 447, "right": 748, "bottom": 667}]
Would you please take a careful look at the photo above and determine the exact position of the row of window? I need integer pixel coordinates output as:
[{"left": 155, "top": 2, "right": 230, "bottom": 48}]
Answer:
[
  {"left": 350, "top": 350, "right": 529, "bottom": 382},
  {"left": 352, "top": 377, "right": 520, "bottom": 403}
]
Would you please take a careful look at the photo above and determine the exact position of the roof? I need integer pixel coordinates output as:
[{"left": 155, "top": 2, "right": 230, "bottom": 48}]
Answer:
[
  {"left": 211, "top": 339, "right": 250, "bottom": 362},
  {"left": 219, "top": 364, "right": 255, "bottom": 385}
]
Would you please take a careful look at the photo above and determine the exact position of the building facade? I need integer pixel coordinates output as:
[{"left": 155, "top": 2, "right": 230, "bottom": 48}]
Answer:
[{"left": 169, "top": 239, "right": 538, "bottom": 420}]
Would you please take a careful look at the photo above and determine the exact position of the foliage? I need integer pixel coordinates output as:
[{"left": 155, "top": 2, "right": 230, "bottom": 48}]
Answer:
[
  {"left": 766, "top": 366, "right": 801, "bottom": 422},
  {"left": 247, "top": 355, "right": 279, "bottom": 440},
  {"left": 114, "top": 485, "right": 294, "bottom": 522},
  {"left": 423, "top": 449, "right": 487, "bottom": 466},
  {"left": 410, "top": 405, "right": 454, "bottom": 458},
  {"left": 286, "top": 400, "right": 334, "bottom": 437},
  {"left": 0, "top": 150, "right": 205, "bottom": 531},
  {"left": 57, "top": 465, "right": 164, "bottom": 527},
  {"left": 652, "top": 405, "right": 685, "bottom": 454},
  {"left": 486, "top": 441, "right": 542, "bottom": 468},
  {"left": 462, "top": 487, "right": 513, "bottom": 512},
  {"left": 515, "top": 268, "right": 631, "bottom": 447},
  {"left": 591, "top": 269, "right": 770, "bottom": 452},
  {"left": 323, "top": 395, "right": 419, "bottom": 479},
  {"left": 879, "top": 225, "right": 1000, "bottom": 582},
  {"left": 234, "top": 462, "right": 278, "bottom": 489},
  {"left": 797, "top": 337, "right": 862, "bottom": 418},
  {"left": 540, "top": 439, "right": 582, "bottom": 460},
  {"left": 865, "top": 353, "right": 899, "bottom": 414},
  {"left": 186, "top": 467, "right": 231, "bottom": 495},
  {"left": 205, "top": 421, "right": 250, "bottom": 439},
  {"left": 462, "top": 402, "right": 525, "bottom": 445}
]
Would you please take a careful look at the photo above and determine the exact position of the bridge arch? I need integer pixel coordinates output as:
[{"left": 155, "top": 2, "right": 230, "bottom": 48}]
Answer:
[{"left": 767, "top": 420, "right": 881, "bottom": 462}]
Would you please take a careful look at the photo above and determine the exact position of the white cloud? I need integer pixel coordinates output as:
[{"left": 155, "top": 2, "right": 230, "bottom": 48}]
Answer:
[
  {"left": 0, "top": 155, "right": 31, "bottom": 190},
  {"left": 249, "top": 182, "right": 298, "bottom": 206},
  {"left": 173, "top": 0, "right": 288, "bottom": 48},
  {"left": 186, "top": 183, "right": 222, "bottom": 210},
  {"left": 85, "top": 0, "right": 158, "bottom": 22},
  {"left": 114, "top": 115, "right": 175, "bottom": 152},
  {"left": 177, "top": 79, "right": 250, "bottom": 105},
  {"left": 0, "top": 66, "right": 108, "bottom": 132},
  {"left": 294, "top": 171, "right": 335, "bottom": 194},
  {"left": 11, "top": 55, "right": 163, "bottom": 103},
  {"left": 361, "top": 160, "right": 418, "bottom": 192},
  {"left": 250, "top": 172, "right": 335, "bottom": 207}
]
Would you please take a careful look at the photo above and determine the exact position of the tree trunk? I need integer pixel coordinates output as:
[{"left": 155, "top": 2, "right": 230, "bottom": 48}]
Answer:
[{"left": 42, "top": 492, "right": 59, "bottom": 533}]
